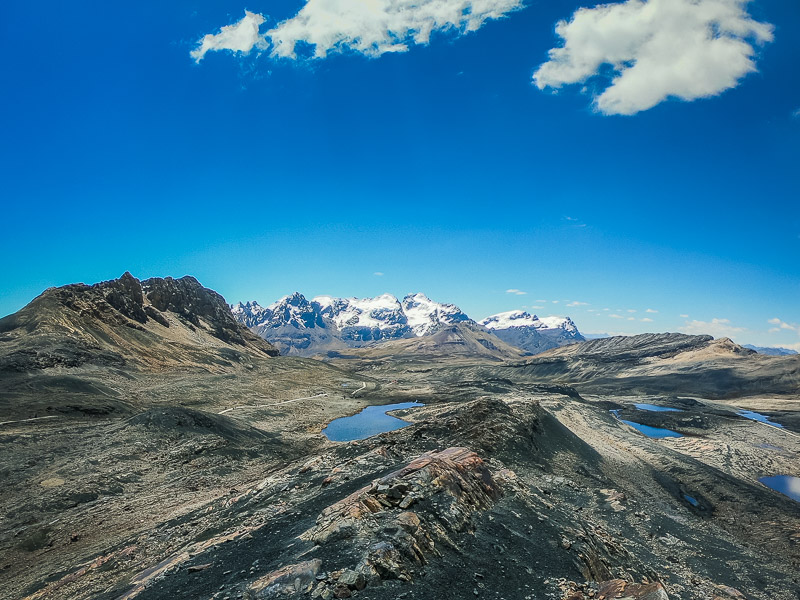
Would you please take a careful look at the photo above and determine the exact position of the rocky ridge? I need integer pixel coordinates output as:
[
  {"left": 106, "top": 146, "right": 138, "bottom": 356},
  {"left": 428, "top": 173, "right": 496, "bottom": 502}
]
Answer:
[{"left": 0, "top": 272, "right": 278, "bottom": 373}]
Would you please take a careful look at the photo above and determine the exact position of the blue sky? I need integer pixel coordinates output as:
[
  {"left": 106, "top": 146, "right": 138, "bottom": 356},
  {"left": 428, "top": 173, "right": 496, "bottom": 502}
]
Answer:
[{"left": 1, "top": 0, "right": 798, "bottom": 348}]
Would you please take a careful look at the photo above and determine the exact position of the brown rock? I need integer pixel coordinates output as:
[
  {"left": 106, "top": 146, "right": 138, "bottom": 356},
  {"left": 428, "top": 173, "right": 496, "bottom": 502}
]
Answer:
[
  {"left": 332, "top": 583, "right": 352, "bottom": 598},
  {"left": 250, "top": 559, "right": 322, "bottom": 597},
  {"left": 596, "top": 579, "right": 669, "bottom": 600},
  {"left": 712, "top": 585, "right": 747, "bottom": 599}
]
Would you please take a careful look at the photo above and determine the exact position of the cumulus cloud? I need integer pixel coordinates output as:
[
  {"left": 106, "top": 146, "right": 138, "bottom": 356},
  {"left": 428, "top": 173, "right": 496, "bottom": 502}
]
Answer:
[
  {"left": 609, "top": 314, "right": 624, "bottom": 319},
  {"left": 191, "top": 11, "right": 267, "bottom": 63},
  {"left": 641, "top": 317, "right": 654, "bottom": 322},
  {"left": 680, "top": 314, "right": 689, "bottom": 318},
  {"left": 645, "top": 308, "right": 658, "bottom": 313},
  {"left": 269, "top": 0, "right": 523, "bottom": 58},
  {"left": 767, "top": 318, "right": 798, "bottom": 332},
  {"left": 533, "top": 0, "right": 773, "bottom": 115},
  {"left": 506, "top": 288, "right": 527, "bottom": 295},
  {"left": 567, "top": 301, "right": 589, "bottom": 307},
  {"left": 680, "top": 317, "right": 746, "bottom": 338},
  {"left": 194, "top": 0, "right": 523, "bottom": 63}
]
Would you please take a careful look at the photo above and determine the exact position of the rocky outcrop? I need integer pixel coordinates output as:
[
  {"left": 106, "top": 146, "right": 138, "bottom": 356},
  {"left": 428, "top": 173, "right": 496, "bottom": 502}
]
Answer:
[
  {"left": 0, "top": 272, "right": 278, "bottom": 373},
  {"left": 142, "top": 275, "right": 263, "bottom": 347},
  {"left": 562, "top": 579, "right": 669, "bottom": 599},
  {"left": 533, "top": 333, "right": 716, "bottom": 362},
  {"left": 278, "top": 447, "right": 505, "bottom": 599}
]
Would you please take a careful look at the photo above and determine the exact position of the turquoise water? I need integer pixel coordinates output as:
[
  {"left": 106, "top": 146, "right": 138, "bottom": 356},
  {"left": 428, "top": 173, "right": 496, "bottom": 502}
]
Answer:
[
  {"left": 683, "top": 494, "right": 700, "bottom": 507},
  {"left": 619, "top": 419, "right": 683, "bottom": 438},
  {"left": 738, "top": 410, "right": 783, "bottom": 428},
  {"left": 610, "top": 410, "right": 683, "bottom": 438},
  {"left": 634, "top": 403, "right": 683, "bottom": 412},
  {"left": 322, "top": 402, "right": 423, "bottom": 442},
  {"left": 759, "top": 475, "right": 800, "bottom": 503}
]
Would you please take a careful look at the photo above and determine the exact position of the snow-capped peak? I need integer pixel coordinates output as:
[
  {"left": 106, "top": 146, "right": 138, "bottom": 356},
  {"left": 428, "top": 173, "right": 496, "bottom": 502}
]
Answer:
[
  {"left": 313, "top": 294, "right": 405, "bottom": 330},
  {"left": 266, "top": 292, "right": 310, "bottom": 311},
  {"left": 402, "top": 292, "right": 472, "bottom": 336},
  {"left": 479, "top": 310, "right": 578, "bottom": 334},
  {"left": 231, "top": 300, "right": 270, "bottom": 328},
  {"left": 538, "top": 315, "right": 579, "bottom": 334},
  {"left": 479, "top": 310, "right": 540, "bottom": 330},
  {"left": 232, "top": 293, "right": 584, "bottom": 356}
]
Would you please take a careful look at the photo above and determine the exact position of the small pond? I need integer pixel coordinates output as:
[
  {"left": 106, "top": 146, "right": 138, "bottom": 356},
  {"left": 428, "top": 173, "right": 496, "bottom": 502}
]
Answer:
[
  {"left": 759, "top": 475, "right": 800, "bottom": 503},
  {"left": 682, "top": 493, "right": 700, "bottom": 507},
  {"left": 322, "top": 402, "right": 423, "bottom": 442},
  {"left": 738, "top": 410, "right": 783, "bottom": 428},
  {"left": 634, "top": 403, "right": 683, "bottom": 413},
  {"left": 610, "top": 410, "right": 683, "bottom": 439}
]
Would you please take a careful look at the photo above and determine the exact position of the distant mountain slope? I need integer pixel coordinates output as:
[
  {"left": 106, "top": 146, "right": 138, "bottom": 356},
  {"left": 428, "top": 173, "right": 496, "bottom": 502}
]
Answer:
[
  {"left": 325, "top": 322, "right": 530, "bottom": 365},
  {"left": 233, "top": 293, "right": 581, "bottom": 357},
  {"left": 0, "top": 272, "right": 278, "bottom": 373},
  {"left": 479, "top": 310, "right": 584, "bottom": 354},
  {"left": 743, "top": 344, "right": 798, "bottom": 356},
  {"left": 490, "top": 333, "right": 800, "bottom": 398}
]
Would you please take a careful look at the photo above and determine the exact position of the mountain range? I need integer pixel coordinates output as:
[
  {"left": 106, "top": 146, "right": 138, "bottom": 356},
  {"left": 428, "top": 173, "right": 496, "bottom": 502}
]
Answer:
[
  {"left": 2, "top": 273, "right": 799, "bottom": 600},
  {"left": 743, "top": 344, "right": 798, "bottom": 356},
  {"left": 231, "top": 293, "right": 584, "bottom": 357}
]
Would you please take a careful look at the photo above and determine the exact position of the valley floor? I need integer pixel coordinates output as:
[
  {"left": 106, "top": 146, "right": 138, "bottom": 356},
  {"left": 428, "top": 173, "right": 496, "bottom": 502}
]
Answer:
[{"left": 1, "top": 360, "right": 799, "bottom": 600}]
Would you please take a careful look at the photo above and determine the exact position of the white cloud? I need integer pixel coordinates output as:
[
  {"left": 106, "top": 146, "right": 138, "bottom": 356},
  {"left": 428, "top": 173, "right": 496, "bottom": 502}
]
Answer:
[
  {"left": 268, "top": 0, "right": 523, "bottom": 58},
  {"left": 567, "top": 301, "right": 589, "bottom": 307},
  {"left": 680, "top": 314, "right": 689, "bottom": 318},
  {"left": 551, "top": 300, "right": 560, "bottom": 304},
  {"left": 768, "top": 318, "right": 798, "bottom": 332},
  {"left": 641, "top": 317, "right": 654, "bottom": 322},
  {"left": 191, "top": 11, "right": 267, "bottom": 63},
  {"left": 627, "top": 309, "right": 636, "bottom": 313},
  {"left": 529, "top": 305, "right": 545, "bottom": 309},
  {"left": 506, "top": 288, "right": 527, "bottom": 295},
  {"left": 194, "top": 0, "right": 523, "bottom": 63},
  {"left": 533, "top": 0, "right": 773, "bottom": 115},
  {"left": 609, "top": 314, "right": 624, "bottom": 319},
  {"left": 374, "top": 272, "right": 384, "bottom": 276},
  {"left": 680, "top": 317, "right": 746, "bottom": 338},
  {"left": 645, "top": 308, "right": 658, "bottom": 313}
]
